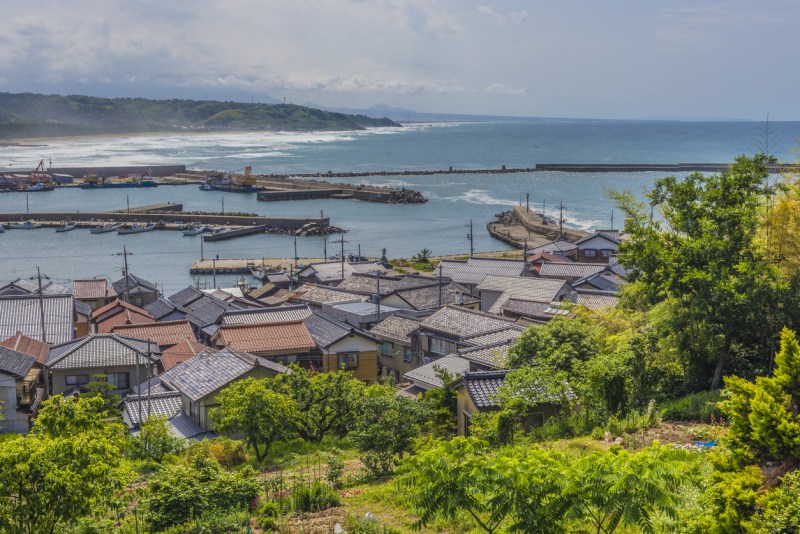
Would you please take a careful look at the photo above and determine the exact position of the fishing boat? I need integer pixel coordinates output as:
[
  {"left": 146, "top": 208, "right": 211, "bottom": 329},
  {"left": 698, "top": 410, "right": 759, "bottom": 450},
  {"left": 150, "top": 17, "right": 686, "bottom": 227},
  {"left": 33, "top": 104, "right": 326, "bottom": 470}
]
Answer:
[
  {"left": 25, "top": 182, "right": 54, "bottom": 192},
  {"left": 79, "top": 169, "right": 158, "bottom": 189},
  {"left": 182, "top": 224, "right": 206, "bottom": 236},
  {"left": 55, "top": 222, "right": 76, "bottom": 232},
  {"left": 7, "top": 220, "right": 41, "bottom": 229},
  {"left": 90, "top": 223, "right": 120, "bottom": 234},
  {"left": 117, "top": 223, "right": 156, "bottom": 235},
  {"left": 199, "top": 166, "right": 261, "bottom": 193}
]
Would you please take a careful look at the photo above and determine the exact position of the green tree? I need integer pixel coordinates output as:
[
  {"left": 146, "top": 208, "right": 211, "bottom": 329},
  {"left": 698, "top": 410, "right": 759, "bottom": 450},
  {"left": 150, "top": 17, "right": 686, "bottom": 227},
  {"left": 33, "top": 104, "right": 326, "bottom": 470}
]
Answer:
[
  {"left": 351, "top": 384, "right": 422, "bottom": 476},
  {"left": 211, "top": 377, "right": 298, "bottom": 461},
  {"left": 269, "top": 365, "right": 366, "bottom": 441},
  {"left": 420, "top": 368, "right": 458, "bottom": 437},
  {"left": 0, "top": 396, "right": 131, "bottom": 534},
  {"left": 612, "top": 154, "right": 784, "bottom": 389},
  {"left": 126, "top": 415, "right": 184, "bottom": 463},
  {"left": 33, "top": 394, "right": 121, "bottom": 438},
  {"left": 507, "top": 316, "right": 602, "bottom": 372}
]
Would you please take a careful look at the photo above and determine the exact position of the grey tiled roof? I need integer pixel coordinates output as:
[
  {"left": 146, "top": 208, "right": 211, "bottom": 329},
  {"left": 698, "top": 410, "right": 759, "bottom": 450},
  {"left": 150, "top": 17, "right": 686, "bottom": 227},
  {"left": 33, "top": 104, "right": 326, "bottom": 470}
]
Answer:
[
  {"left": 499, "top": 299, "right": 573, "bottom": 322},
  {"left": 133, "top": 375, "right": 172, "bottom": 395},
  {"left": 303, "top": 312, "right": 353, "bottom": 348},
  {"left": 124, "top": 391, "right": 183, "bottom": 426},
  {"left": 159, "top": 347, "right": 288, "bottom": 402},
  {"left": 538, "top": 263, "right": 607, "bottom": 280},
  {"left": 404, "top": 356, "right": 470, "bottom": 389},
  {"left": 166, "top": 413, "right": 212, "bottom": 440},
  {"left": 573, "top": 272, "right": 621, "bottom": 292},
  {"left": 169, "top": 287, "right": 205, "bottom": 306},
  {"left": 0, "top": 294, "right": 75, "bottom": 344},
  {"left": 184, "top": 295, "right": 240, "bottom": 328},
  {"left": 369, "top": 315, "right": 421, "bottom": 344},
  {"left": 433, "top": 258, "right": 526, "bottom": 286},
  {"left": 462, "top": 326, "right": 524, "bottom": 347},
  {"left": 420, "top": 305, "right": 516, "bottom": 340},
  {"left": 222, "top": 305, "right": 313, "bottom": 325},
  {"left": 0, "top": 346, "right": 37, "bottom": 378},
  {"left": 0, "top": 278, "right": 71, "bottom": 296},
  {"left": 462, "top": 370, "right": 509, "bottom": 409},
  {"left": 298, "top": 285, "right": 368, "bottom": 306},
  {"left": 576, "top": 230, "right": 620, "bottom": 245},
  {"left": 527, "top": 240, "right": 578, "bottom": 255},
  {"left": 112, "top": 274, "right": 157, "bottom": 295},
  {"left": 336, "top": 274, "right": 403, "bottom": 295},
  {"left": 145, "top": 298, "right": 185, "bottom": 321},
  {"left": 46, "top": 334, "right": 160, "bottom": 370},
  {"left": 392, "top": 283, "right": 478, "bottom": 311},
  {"left": 576, "top": 290, "right": 620, "bottom": 310},
  {"left": 74, "top": 299, "right": 92, "bottom": 317},
  {"left": 458, "top": 342, "right": 513, "bottom": 369},
  {"left": 298, "top": 261, "right": 386, "bottom": 284}
]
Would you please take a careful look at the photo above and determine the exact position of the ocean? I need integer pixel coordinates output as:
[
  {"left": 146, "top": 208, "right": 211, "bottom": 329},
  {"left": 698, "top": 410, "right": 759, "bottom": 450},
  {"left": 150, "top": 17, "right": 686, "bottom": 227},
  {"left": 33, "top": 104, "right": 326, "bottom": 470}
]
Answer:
[{"left": 1, "top": 120, "right": 799, "bottom": 294}]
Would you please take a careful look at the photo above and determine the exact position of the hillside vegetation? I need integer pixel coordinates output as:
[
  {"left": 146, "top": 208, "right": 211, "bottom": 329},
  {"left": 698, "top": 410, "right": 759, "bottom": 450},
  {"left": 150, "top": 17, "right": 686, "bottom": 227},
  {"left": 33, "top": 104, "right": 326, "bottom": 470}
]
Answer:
[{"left": 0, "top": 92, "right": 399, "bottom": 139}]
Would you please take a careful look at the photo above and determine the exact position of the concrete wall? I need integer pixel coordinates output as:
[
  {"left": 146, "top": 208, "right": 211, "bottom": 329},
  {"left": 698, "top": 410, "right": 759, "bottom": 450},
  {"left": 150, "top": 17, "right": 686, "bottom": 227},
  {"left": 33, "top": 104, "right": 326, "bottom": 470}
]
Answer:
[
  {"left": 46, "top": 165, "right": 187, "bottom": 178},
  {"left": 0, "top": 373, "right": 29, "bottom": 433},
  {"left": 322, "top": 338, "right": 379, "bottom": 383}
]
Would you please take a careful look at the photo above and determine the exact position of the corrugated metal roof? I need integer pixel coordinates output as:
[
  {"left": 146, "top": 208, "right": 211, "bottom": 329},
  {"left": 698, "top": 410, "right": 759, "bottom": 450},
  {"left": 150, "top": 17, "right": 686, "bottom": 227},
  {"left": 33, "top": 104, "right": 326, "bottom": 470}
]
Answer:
[
  {"left": 538, "top": 263, "right": 607, "bottom": 280},
  {"left": 46, "top": 334, "right": 160, "bottom": 370},
  {"left": 433, "top": 258, "right": 526, "bottom": 286},
  {"left": 222, "top": 305, "right": 313, "bottom": 325},
  {"left": 0, "top": 345, "right": 37, "bottom": 378},
  {"left": 159, "top": 347, "right": 288, "bottom": 402},
  {"left": 404, "top": 355, "right": 470, "bottom": 389},
  {"left": 213, "top": 321, "right": 315, "bottom": 353},
  {"left": 0, "top": 294, "right": 75, "bottom": 344},
  {"left": 420, "top": 305, "right": 516, "bottom": 340},
  {"left": 369, "top": 315, "right": 421, "bottom": 344}
]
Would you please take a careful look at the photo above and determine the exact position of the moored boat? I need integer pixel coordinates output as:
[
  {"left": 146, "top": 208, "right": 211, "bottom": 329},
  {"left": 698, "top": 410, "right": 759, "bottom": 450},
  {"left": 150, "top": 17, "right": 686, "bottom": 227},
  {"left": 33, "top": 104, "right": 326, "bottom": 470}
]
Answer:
[
  {"left": 25, "top": 182, "right": 54, "bottom": 192},
  {"left": 182, "top": 225, "right": 206, "bottom": 236},
  {"left": 7, "top": 220, "right": 41, "bottom": 229},
  {"left": 55, "top": 222, "right": 76, "bottom": 232},
  {"left": 117, "top": 223, "right": 156, "bottom": 235},
  {"left": 199, "top": 166, "right": 261, "bottom": 193},
  {"left": 90, "top": 223, "right": 120, "bottom": 234},
  {"left": 0, "top": 224, "right": 5, "bottom": 233}
]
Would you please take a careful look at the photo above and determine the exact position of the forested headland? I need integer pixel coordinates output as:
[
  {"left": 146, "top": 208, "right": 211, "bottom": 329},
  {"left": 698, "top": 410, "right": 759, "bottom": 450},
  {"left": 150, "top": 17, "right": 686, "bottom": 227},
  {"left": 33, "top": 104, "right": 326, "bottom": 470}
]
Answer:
[{"left": 0, "top": 92, "right": 399, "bottom": 139}]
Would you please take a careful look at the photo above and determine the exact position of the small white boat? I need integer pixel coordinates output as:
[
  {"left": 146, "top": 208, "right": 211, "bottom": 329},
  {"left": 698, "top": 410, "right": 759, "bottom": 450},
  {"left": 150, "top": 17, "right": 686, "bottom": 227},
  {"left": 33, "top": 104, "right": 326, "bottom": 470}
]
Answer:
[
  {"left": 182, "top": 225, "right": 206, "bottom": 236},
  {"left": 55, "top": 222, "right": 76, "bottom": 232},
  {"left": 90, "top": 223, "right": 120, "bottom": 234},
  {"left": 117, "top": 223, "right": 156, "bottom": 235},
  {"left": 0, "top": 224, "right": 5, "bottom": 233},
  {"left": 7, "top": 220, "right": 41, "bottom": 229}
]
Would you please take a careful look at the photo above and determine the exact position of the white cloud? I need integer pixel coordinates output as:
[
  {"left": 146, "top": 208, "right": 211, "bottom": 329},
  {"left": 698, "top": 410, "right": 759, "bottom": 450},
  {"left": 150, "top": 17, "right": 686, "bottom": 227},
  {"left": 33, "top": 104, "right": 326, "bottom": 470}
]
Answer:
[
  {"left": 485, "top": 83, "right": 526, "bottom": 96},
  {"left": 476, "top": 6, "right": 528, "bottom": 26}
]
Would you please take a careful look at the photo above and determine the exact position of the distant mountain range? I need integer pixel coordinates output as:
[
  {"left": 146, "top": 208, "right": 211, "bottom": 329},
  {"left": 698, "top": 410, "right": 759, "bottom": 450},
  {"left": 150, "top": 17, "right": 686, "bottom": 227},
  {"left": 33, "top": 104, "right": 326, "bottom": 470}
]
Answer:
[
  {"left": 304, "top": 102, "right": 560, "bottom": 123},
  {"left": 0, "top": 92, "right": 399, "bottom": 139}
]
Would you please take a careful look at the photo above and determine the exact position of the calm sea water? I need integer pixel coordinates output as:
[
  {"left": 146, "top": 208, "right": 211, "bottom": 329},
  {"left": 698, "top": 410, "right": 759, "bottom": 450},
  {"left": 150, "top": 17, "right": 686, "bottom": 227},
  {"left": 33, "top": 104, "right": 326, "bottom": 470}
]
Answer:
[{"left": 1, "top": 120, "right": 798, "bottom": 293}]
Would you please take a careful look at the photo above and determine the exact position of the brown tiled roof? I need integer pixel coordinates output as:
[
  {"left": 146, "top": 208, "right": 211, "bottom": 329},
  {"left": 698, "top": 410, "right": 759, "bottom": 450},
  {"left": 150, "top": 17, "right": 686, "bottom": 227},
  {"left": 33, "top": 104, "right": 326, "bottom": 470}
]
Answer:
[
  {"left": 160, "top": 338, "right": 208, "bottom": 371},
  {"left": 73, "top": 279, "right": 116, "bottom": 300},
  {"left": 0, "top": 332, "right": 50, "bottom": 365},
  {"left": 212, "top": 321, "right": 315, "bottom": 354},
  {"left": 110, "top": 320, "right": 195, "bottom": 348},
  {"left": 92, "top": 298, "right": 153, "bottom": 320},
  {"left": 93, "top": 301, "right": 155, "bottom": 334}
]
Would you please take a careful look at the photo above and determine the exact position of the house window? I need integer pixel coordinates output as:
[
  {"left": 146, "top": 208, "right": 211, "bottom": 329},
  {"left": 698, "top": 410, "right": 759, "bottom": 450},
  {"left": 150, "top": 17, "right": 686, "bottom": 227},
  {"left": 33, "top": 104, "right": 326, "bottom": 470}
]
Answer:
[
  {"left": 337, "top": 352, "right": 359, "bottom": 369},
  {"left": 583, "top": 249, "right": 597, "bottom": 258},
  {"left": 107, "top": 372, "right": 130, "bottom": 389},
  {"left": 190, "top": 401, "right": 199, "bottom": 423},
  {"left": 429, "top": 337, "right": 449, "bottom": 355},
  {"left": 380, "top": 341, "right": 393, "bottom": 355},
  {"left": 600, "top": 249, "right": 613, "bottom": 257},
  {"left": 65, "top": 374, "right": 89, "bottom": 386},
  {"left": 403, "top": 346, "right": 413, "bottom": 362}
]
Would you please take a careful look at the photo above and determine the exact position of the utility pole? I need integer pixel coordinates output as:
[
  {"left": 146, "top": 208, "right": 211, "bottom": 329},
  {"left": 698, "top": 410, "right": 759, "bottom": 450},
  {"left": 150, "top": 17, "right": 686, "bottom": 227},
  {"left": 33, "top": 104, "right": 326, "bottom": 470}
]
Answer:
[
  {"left": 438, "top": 263, "right": 443, "bottom": 308},
  {"left": 294, "top": 235, "right": 298, "bottom": 270},
  {"left": 526, "top": 192, "right": 529, "bottom": 212},
  {"left": 611, "top": 210, "right": 615, "bottom": 230},
  {"left": 212, "top": 257, "right": 217, "bottom": 289},
  {"left": 323, "top": 235, "right": 328, "bottom": 259},
  {"left": 560, "top": 202, "right": 564, "bottom": 239},
  {"left": 200, "top": 236, "right": 204, "bottom": 260},
  {"left": 126, "top": 194, "right": 130, "bottom": 214},
  {"left": 26, "top": 193, "right": 29, "bottom": 214},
  {"left": 33, "top": 267, "right": 47, "bottom": 344},
  {"left": 358, "top": 244, "right": 361, "bottom": 260},
  {"left": 331, "top": 237, "right": 349, "bottom": 281},
  {"left": 122, "top": 246, "right": 130, "bottom": 304},
  {"left": 368, "top": 270, "right": 382, "bottom": 323},
  {"left": 221, "top": 196, "right": 225, "bottom": 215},
  {"left": 135, "top": 348, "right": 142, "bottom": 424},
  {"left": 542, "top": 199, "right": 546, "bottom": 223},
  {"left": 466, "top": 220, "right": 474, "bottom": 258}
]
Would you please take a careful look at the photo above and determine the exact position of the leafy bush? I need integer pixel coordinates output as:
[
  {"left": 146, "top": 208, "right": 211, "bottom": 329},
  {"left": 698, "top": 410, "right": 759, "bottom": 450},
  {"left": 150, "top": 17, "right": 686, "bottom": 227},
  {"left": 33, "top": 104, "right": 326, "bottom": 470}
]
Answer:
[
  {"left": 326, "top": 452, "right": 345, "bottom": 487},
  {"left": 160, "top": 508, "right": 251, "bottom": 534},
  {"left": 660, "top": 390, "right": 723, "bottom": 422},
  {"left": 183, "top": 436, "right": 249, "bottom": 469},
  {"left": 256, "top": 499, "right": 282, "bottom": 531},
  {"left": 126, "top": 416, "right": 184, "bottom": 463},
  {"left": 747, "top": 470, "right": 800, "bottom": 533},
  {"left": 291, "top": 480, "right": 340, "bottom": 513},
  {"left": 345, "top": 513, "right": 402, "bottom": 534},
  {"left": 143, "top": 457, "right": 260, "bottom": 531}
]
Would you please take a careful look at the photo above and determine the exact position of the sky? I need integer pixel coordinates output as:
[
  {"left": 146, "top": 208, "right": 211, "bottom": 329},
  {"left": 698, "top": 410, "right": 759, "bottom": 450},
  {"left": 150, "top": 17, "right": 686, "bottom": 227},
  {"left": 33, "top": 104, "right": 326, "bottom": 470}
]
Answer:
[{"left": 1, "top": 0, "right": 798, "bottom": 120}]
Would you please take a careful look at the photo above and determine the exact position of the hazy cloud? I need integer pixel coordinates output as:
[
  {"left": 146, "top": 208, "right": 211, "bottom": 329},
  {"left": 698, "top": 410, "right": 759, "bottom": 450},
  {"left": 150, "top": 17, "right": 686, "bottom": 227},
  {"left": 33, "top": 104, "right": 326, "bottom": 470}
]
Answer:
[
  {"left": 485, "top": 83, "right": 526, "bottom": 96},
  {"left": 476, "top": 6, "right": 529, "bottom": 25}
]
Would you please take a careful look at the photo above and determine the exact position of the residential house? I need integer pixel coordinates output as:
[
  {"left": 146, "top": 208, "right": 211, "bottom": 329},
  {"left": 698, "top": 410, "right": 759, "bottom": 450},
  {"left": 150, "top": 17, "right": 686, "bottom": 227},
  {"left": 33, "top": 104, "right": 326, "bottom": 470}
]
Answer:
[
  {"left": 571, "top": 269, "right": 624, "bottom": 292},
  {"left": 380, "top": 282, "right": 480, "bottom": 312},
  {"left": 295, "top": 284, "right": 369, "bottom": 308},
  {"left": 369, "top": 314, "right": 422, "bottom": 381},
  {"left": 536, "top": 262, "right": 609, "bottom": 284},
  {"left": 74, "top": 300, "right": 91, "bottom": 337},
  {"left": 112, "top": 273, "right": 159, "bottom": 307},
  {"left": 297, "top": 260, "right": 387, "bottom": 286},
  {"left": 110, "top": 320, "right": 196, "bottom": 351},
  {"left": 165, "top": 287, "right": 243, "bottom": 340},
  {"left": 92, "top": 299, "right": 155, "bottom": 334},
  {"left": 0, "top": 332, "right": 50, "bottom": 366},
  {"left": 451, "top": 370, "right": 563, "bottom": 437},
  {"left": 457, "top": 341, "right": 516, "bottom": 371},
  {"left": 475, "top": 275, "right": 574, "bottom": 313},
  {"left": 221, "top": 305, "right": 313, "bottom": 326},
  {"left": 526, "top": 240, "right": 578, "bottom": 261},
  {"left": 418, "top": 305, "right": 518, "bottom": 360},
  {"left": 144, "top": 297, "right": 188, "bottom": 322},
  {"left": 432, "top": 257, "right": 529, "bottom": 295},
  {"left": 575, "top": 289, "right": 620, "bottom": 311},
  {"left": 211, "top": 321, "right": 316, "bottom": 366},
  {"left": 0, "top": 346, "right": 43, "bottom": 433},
  {"left": 157, "top": 347, "right": 288, "bottom": 432},
  {"left": 0, "top": 293, "right": 75, "bottom": 344},
  {"left": 574, "top": 230, "right": 621, "bottom": 263},
  {"left": 303, "top": 312, "right": 379, "bottom": 383},
  {"left": 399, "top": 355, "right": 470, "bottom": 397},
  {"left": 123, "top": 391, "right": 187, "bottom": 435},
  {"left": 495, "top": 298, "right": 574, "bottom": 324},
  {"left": 320, "top": 300, "right": 409, "bottom": 329},
  {"left": 46, "top": 334, "right": 161, "bottom": 395},
  {"left": 0, "top": 278, "right": 71, "bottom": 297},
  {"left": 72, "top": 279, "right": 117, "bottom": 311},
  {"left": 159, "top": 338, "right": 209, "bottom": 372}
]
